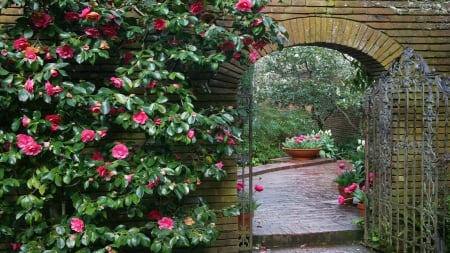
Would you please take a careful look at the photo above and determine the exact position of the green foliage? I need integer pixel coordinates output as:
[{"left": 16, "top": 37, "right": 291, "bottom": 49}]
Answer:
[{"left": 0, "top": 0, "right": 287, "bottom": 252}]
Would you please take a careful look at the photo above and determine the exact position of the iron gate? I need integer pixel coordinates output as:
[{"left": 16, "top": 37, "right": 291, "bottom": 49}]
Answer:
[{"left": 365, "top": 48, "right": 449, "bottom": 252}]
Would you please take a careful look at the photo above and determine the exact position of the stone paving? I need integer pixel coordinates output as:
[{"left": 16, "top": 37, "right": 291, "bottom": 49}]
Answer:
[{"left": 240, "top": 159, "right": 375, "bottom": 252}]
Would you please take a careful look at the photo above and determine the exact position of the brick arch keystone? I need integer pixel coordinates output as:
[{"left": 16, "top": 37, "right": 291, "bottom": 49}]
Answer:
[{"left": 260, "top": 17, "right": 404, "bottom": 77}]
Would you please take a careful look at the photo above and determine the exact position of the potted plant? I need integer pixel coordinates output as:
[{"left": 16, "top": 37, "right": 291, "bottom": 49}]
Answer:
[
  {"left": 352, "top": 188, "right": 366, "bottom": 217},
  {"left": 334, "top": 162, "right": 365, "bottom": 204},
  {"left": 281, "top": 129, "right": 336, "bottom": 160},
  {"left": 236, "top": 181, "right": 264, "bottom": 230}
]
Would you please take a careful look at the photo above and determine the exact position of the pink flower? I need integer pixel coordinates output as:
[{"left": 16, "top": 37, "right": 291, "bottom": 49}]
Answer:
[
  {"left": 97, "top": 129, "right": 107, "bottom": 138},
  {"left": 92, "top": 151, "right": 103, "bottom": 161},
  {"left": 24, "top": 79, "right": 34, "bottom": 93},
  {"left": 190, "top": 2, "right": 204, "bottom": 15},
  {"left": 132, "top": 111, "right": 148, "bottom": 124},
  {"left": 80, "top": 6, "right": 93, "bottom": 19},
  {"left": 31, "top": 12, "right": 52, "bottom": 29},
  {"left": 236, "top": 0, "right": 253, "bottom": 12},
  {"left": 96, "top": 165, "right": 110, "bottom": 177},
  {"left": 86, "top": 11, "right": 101, "bottom": 22},
  {"left": 110, "top": 77, "right": 123, "bottom": 88},
  {"left": 45, "top": 114, "right": 62, "bottom": 131},
  {"left": 81, "top": 129, "right": 95, "bottom": 143},
  {"left": 16, "top": 134, "right": 35, "bottom": 148},
  {"left": 338, "top": 195, "right": 345, "bottom": 205},
  {"left": 344, "top": 183, "right": 358, "bottom": 193},
  {"left": 111, "top": 143, "right": 129, "bottom": 160},
  {"left": 250, "top": 18, "right": 263, "bottom": 27},
  {"left": 153, "top": 18, "right": 167, "bottom": 31},
  {"left": 236, "top": 181, "right": 243, "bottom": 192},
  {"left": 13, "top": 37, "right": 30, "bottom": 51},
  {"left": 338, "top": 162, "right": 346, "bottom": 169},
  {"left": 50, "top": 69, "right": 59, "bottom": 77},
  {"left": 70, "top": 218, "right": 85, "bottom": 233},
  {"left": 216, "top": 161, "right": 224, "bottom": 169},
  {"left": 84, "top": 27, "right": 100, "bottom": 38},
  {"left": 148, "top": 210, "right": 162, "bottom": 220},
  {"left": 158, "top": 217, "right": 174, "bottom": 230},
  {"left": 216, "top": 134, "right": 224, "bottom": 142},
  {"left": 249, "top": 50, "right": 259, "bottom": 63},
  {"left": 187, "top": 129, "right": 195, "bottom": 139},
  {"left": 64, "top": 11, "right": 79, "bottom": 22},
  {"left": 23, "top": 142, "right": 43, "bottom": 156},
  {"left": 101, "top": 23, "right": 119, "bottom": 37},
  {"left": 125, "top": 174, "right": 132, "bottom": 183},
  {"left": 56, "top": 45, "right": 74, "bottom": 59},
  {"left": 147, "top": 178, "right": 160, "bottom": 189},
  {"left": 10, "top": 242, "right": 20, "bottom": 251},
  {"left": 153, "top": 118, "right": 162, "bottom": 125},
  {"left": 81, "top": 45, "right": 90, "bottom": 51},
  {"left": 22, "top": 115, "right": 30, "bottom": 127},
  {"left": 228, "top": 138, "right": 236, "bottom": 145},
  {"left": 254, "top": 184, "right": 264, "bottom": 192},
  {"left": 24, "top": 47, "right": 38, "bottom": 61}
]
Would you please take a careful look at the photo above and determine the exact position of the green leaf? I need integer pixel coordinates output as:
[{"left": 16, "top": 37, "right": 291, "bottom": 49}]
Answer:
[{"left": 151, "top": 241, "right": 162, "bottom": 252}]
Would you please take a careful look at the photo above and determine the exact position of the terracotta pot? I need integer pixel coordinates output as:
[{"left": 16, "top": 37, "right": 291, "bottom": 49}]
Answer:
[
  {"left": 357, "top": 202, "right": 366, "bottom": 217},
  {"left": 337, "top": 186, "right": 353, "bottom": 204},
  {"left": 238, "top": 212, "right": 253, "bottom": 231},
  {"left": 282, "top": 148, "right": 321, "bottom": 160}
]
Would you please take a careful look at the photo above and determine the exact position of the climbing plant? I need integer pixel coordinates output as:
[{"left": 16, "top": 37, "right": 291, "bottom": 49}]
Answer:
[{"left": 0, "top": 0, "right": 287, "bottom": 252}]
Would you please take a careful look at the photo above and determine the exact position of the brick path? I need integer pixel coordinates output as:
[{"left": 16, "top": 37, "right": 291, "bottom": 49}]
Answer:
[{"left": 240, "top": 159, "right": 374, "bottom": 252}]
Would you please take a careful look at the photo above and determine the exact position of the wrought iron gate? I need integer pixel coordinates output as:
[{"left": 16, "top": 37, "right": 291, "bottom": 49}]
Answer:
[{"left": 365, "top": 48, "right": 449, "bottom": 252}]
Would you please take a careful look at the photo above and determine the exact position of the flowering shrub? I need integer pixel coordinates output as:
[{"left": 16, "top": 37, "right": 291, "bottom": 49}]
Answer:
[
  {"left": 282, "top": 129, "right": 337, "bottom": 157},
  {"left": 0, "top": 0, "right": 287, "bottom": 252},
  {"left": 237, "top": 181, "right": 264, "bottom": 213}
]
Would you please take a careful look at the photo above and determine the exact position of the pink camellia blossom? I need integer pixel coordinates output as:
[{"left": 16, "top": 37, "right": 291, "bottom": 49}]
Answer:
[
  {"left": 250, "top": 18, "right": 263, "bottom": 27},
  {"left": 50, "top": 69, "right": 59, "bottom": 77},
  {"left": 190, "top": 2, "right": 204, "bottom": 15},
  {"left": 86, "top": 11, "right": 101, "bottom": 22},
  {"left": 236, "top": 181, "right": 243, "bottom": 192},
  {"left": 110, "top": 77, "right": 123, "bottom": 88},
  {"left": 254, "top": 184, "right": 264, "bottom": 192},
  {"left": 236, "top": 0, "right": 253, "bottom": 12},
  {"left": 172, "top": 83, "right": 179, "bottom": 89},
  {"left": 81, "top": 45, "right": 90, "bottom": 51},
  {"left": 158, "top": 217, "right": 174, "bottom": 230},
  {"left": 45, "top": 114, "right": 62, "bottom": 131},
  {"left": 132, "top": 111, "right": 148, "bottom": 124},
  {"left": 13, "top": 37, "right": 30, "bottom": 51},
  {"left": 111, "top": 143, "right": 129, "bottom": 160},
  {"left": 338, "top": 195, "right": 345, "bottom": 205},
  {"left": 64, "top": 11, "right": 79, "bottom": 22},
  {"left": 216, "top": 134, "right": 224, "bottom": 142},
  {"left": 24, "top": 47, "right": 38, "bottom": 61},
  {"left": 84, "top": 27, "right": 100, "bottom": 38},
  {"left": 70, "top": 218, "right": 85, "bottom": 233},
  {"left": 153, "top": 18, "right": 167, "bottom": 31},
  {"left": 45, "top": 81, "right": 64, "bottom": 96},
  {"left": 31, "top": 12, "right": 52, "bottom": 29},
  {"left": 125, "top": 174, "right": 132, "bottom": 183},
  {"left": 216, "top": 161, "right": 224, "bottom": 169},
  {"left": 249, "top": 50, "right": 259, "bottom": 63},
  {"left": 153, "top": 118, "right": 162, "bottom": 125},
  {"left": 92, "top": 151, "right": 103, "bottom": 161},
  {"left": 97, "top": 129, "right": 107, "bottom": 138},
  {"left": 148, "top": 210, "right": 162, "bottom": 221},
  {"left": 187, "top": 129, "right": 195, "bottom": 139},
  {"left": 23, "top": 142, "right": 43, "bottom": 156},
  {"left": 16, "top": 134, "right": 35, "bottom": 149},
  {"left": 147, "top": 179, "right": 159, "bottom": 189},
  {"left": 101, "top": 23, "right": 119, "bottom": 37},
  {"left": 10, "top": 242, "right": 20, "bottom": 251},
  {"left": 228, "top": 138, "right": 236, "bottom": 145},
  {"left": 80, "top": 6, "right": 93, "bottom": 19},
  {"left": 56, "top": 45, "right": 74, "bottom": 59},
  {"left": 96, "top": 165, "right": 110, "bottom": 177},
  {"left": 1, "top": 49, "right": 8, "bottom": 56},
  {"left": 81, "top": 129, "right": 95, "bottom": 143},
  {"left": 22, "top": 116, "right": 30, "bottom": 127}
]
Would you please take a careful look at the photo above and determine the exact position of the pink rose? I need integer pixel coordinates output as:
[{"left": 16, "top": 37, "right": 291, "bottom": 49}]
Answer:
[
  {"left": 22, "top": 115, "right": 30, "bottom": 127},
  {"left": 31, "top": 12, "right": 53, "bottom": 29},
  {"left": 84, "top": 27, "right": 100, "bottom": 38},
  {"left": 132, "top": 111, "right": 148, "bottom": 124},
  {"left": 64, "top": 11, "right": 79, "bottom": 22},
  {"left": 70, "top": 218, "right": 85, "bottom": 233},
  {"left": 189, "top": 2, "right": 204, "bottom": 15},
  {"left": 158, "top": 217, "right": 174, "bottom": 230},
  {"left": 23, "top": 142, "right": 43, "bottom": 156},
  {"left": 111, "top": 143, "right": 129, "bottom": 160},
  {"left": 13, "top": 37, "right": 30, "bottom": 51},
  {"left": 216, "top": 161, "right": 224, "bottom": 169},
  {"left": 187, "top": 129, "right": 195, "bottom": 139},
  {"left": 24, "top": 79, "right": 34, "bottom": 93},
  {"left": 110, "top": 77, "right": 123, "bottom": 88},
  {"left": 92, "top": 151, "right": 103, "bottom": 161},
  {"left": 236, "top": 0, "right": 253, "bottom": 12},
  {"left": 16, "top": 134, "right": 35, "bottom": 149},
  {"left": 153, "top": 18, "right": 167, "bottom": 31},
  {"left": 56, "top": 45, "right": 74, "bottom": 59},
  {"left": 254, "top": 184, "right": 264, "bottom": 192},
  {"left": 148, "top": 210, "right": 162, "bottom": 220},
  {"left": 249, "top": 50, "right": 259, "bottom": 63},
  {"left": 81, "top": 129, "right": 95, "bottom": 143}
]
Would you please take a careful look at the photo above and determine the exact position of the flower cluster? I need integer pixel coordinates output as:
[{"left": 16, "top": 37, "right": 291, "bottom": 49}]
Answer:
[
  {"left": 0, "top": 0, "right": 287, "bottom": 252},
  {"left": 237, "top": 181, "right": 264, "bottom": 213}
]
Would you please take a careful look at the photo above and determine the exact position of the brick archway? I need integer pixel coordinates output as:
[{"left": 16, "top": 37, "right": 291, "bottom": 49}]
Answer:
[{"left": 260, "top": 17, "right": 404, "bottom": 77}]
